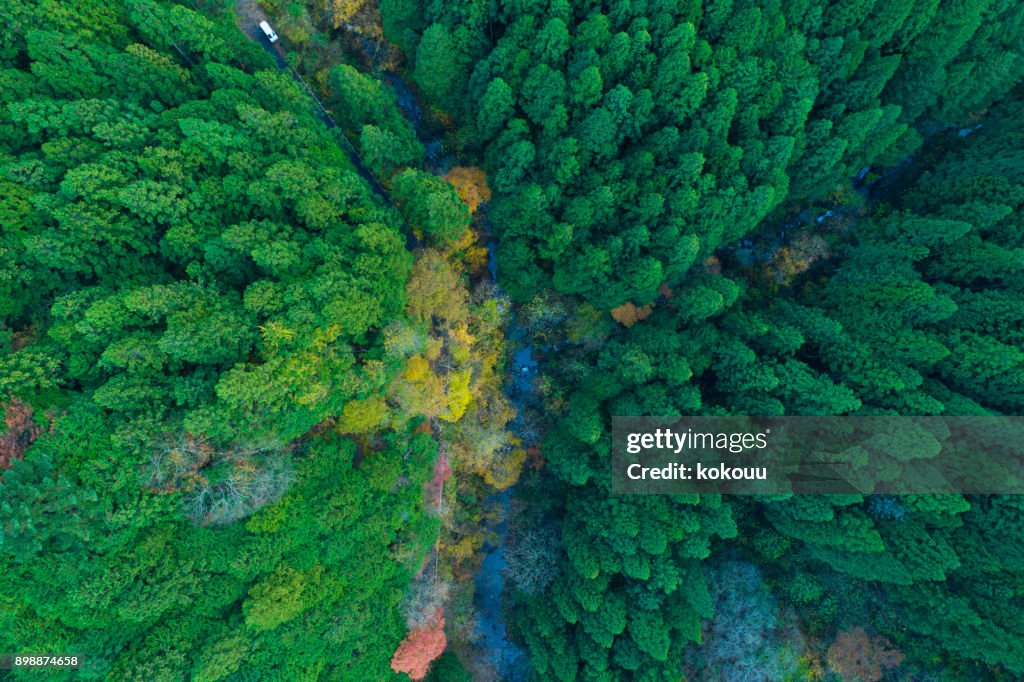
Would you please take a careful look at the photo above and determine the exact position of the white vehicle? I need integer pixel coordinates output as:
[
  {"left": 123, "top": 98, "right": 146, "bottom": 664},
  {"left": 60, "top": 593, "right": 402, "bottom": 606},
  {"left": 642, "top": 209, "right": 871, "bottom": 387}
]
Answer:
[{"left": 259, "top": 21, "right": 279, "bottom": 43}]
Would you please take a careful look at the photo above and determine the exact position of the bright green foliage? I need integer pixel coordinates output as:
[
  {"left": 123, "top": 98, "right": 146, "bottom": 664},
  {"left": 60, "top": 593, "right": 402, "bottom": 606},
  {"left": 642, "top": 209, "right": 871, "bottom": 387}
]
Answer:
[
  {"left": 413, "top": 23, "right": 474, "bottom": 116},
  {"left": 243, "top": 564, "right": 315, "bottom": 631},
  {"left": 0, "top": 406, "right": 437, "bottom": 679},
  {"left": 0, "top": 1, "right": 432, "bottom": 679},
  {"left": 327, "top": 64, "right": 423, "bottom": 173}
]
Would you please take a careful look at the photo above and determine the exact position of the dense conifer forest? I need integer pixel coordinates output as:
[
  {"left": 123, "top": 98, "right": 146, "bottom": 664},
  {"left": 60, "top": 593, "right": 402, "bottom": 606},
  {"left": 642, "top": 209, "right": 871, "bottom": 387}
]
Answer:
[{"left": 1, "top": 0, "right": 1023, "bottom": 680}]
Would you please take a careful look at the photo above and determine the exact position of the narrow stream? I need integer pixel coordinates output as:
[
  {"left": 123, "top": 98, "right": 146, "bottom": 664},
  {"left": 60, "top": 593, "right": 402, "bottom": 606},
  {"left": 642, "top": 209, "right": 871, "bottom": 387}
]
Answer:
[
  {"left": 385, "top": 63, "right": 534, "bottom": 679},
  {"left": 473, "top": 242, "right": 534, "bottom": 679},
  {"left": 232, "top": 11, "right": 532, "bottom": 672},
  {"left": 382, "top": 75, "right": 533, "bottom": 678}
]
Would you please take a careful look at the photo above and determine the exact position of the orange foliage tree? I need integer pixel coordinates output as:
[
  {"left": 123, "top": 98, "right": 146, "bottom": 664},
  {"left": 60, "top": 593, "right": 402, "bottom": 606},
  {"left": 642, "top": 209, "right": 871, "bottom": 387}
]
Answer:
[
  {"left": 390, "top": 608, "right": 447, "bottom": 680},
  {"left": 610, "top": 302, "right": 653, "bottom": 327},
  {"left": 444, "top": 166, "right": 492, "bottom": 214}
]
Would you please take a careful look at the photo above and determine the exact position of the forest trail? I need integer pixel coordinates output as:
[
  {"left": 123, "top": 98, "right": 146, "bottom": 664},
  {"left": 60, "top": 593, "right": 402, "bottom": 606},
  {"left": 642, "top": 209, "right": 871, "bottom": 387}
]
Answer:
[
  {"left": 232, "top": 0, "right": 286, "bottom": 69},
  {"left": 230, "top": 7, "right": 529, "bottom": 674},
  {"left": 232, "top": 0, "right": 419, "bottom": 249}
]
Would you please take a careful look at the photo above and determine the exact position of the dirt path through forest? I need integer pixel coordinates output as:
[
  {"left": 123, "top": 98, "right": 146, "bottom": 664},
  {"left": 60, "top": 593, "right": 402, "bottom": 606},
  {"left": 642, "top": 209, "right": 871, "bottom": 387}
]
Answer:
[
  {"left": 232, "top": 0, "right": 419, "bottom": 249},
  {"left": 229, "top": 8, "right": 529, "bottom": 674}
]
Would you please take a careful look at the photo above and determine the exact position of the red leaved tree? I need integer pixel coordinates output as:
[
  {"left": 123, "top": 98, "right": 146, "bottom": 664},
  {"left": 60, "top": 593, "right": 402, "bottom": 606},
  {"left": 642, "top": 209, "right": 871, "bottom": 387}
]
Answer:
[
  {"left": 1, "top": 399, "right": 43, "bottom": 470},
  {"left": 390, "top": 608, "right": 447, "bottom": 680},
  {"left": 423, "top": 448, "right": 451, "bottom": 513}
]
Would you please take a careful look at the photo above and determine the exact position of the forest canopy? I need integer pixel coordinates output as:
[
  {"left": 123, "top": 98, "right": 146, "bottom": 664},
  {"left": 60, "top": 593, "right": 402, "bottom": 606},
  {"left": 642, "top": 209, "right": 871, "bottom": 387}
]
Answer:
[
  {"left": 384, "top": 0, "right": 1024, "bottom": 679},
  {"left": 3, "top": 0, "right": 1024, "bottom": 679},
  {"left": 0, "top": 0, "right": 430, "bottom": 678},
  {"left": 391, "top": 0, "right": 1024, "bottom": 308}
]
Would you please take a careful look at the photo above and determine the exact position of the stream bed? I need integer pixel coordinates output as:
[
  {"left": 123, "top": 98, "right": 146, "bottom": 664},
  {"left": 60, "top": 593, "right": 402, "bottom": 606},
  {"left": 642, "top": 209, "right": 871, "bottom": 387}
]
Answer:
[
  {"left": 232, "top": 13, "right": 532, "bottom": 671},
  {"left": 387, "top": 67, "right": 532, "bottom": 679}
]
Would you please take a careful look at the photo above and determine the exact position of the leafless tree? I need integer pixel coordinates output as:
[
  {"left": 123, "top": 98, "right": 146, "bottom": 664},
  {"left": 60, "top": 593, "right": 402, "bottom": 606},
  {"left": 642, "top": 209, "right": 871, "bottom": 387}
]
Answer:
[
  {"left": 144, "top": 433, "right": 293, "bottom": 526},
  {"left": 504, "top": 526, "right": 560, "bottom": 595},
  {"left": 183, "top": 452, "right": 292, "bottom": 526},
  {"left": 402, "top": 578, "right": 452, "bottom": 629}
]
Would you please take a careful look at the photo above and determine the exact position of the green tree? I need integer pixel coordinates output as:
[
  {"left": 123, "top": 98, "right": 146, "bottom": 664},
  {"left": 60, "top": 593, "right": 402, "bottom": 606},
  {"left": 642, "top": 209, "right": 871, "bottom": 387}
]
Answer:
[{"left": 391, "top": 169, "right": 471, "bottom": 244}]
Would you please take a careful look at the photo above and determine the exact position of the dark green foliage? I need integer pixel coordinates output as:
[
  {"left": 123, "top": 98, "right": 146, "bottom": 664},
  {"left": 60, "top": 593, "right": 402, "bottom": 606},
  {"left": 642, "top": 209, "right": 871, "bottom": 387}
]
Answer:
[
  {"left": 423, "top": 651, "right": 472, "bottom": 681},
  {"left": 390, "top": 0, "right": 1024, "bottom": 308},
  {"left": 504, "top": 93, "right": 1024, "bottom": 679}
]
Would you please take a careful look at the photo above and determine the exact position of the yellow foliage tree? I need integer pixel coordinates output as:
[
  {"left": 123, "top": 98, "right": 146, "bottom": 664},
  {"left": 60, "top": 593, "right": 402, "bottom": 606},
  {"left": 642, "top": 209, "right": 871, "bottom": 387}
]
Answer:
[
  {"left": 323, "top": 0, "right": 365, "bottom": 28},
  {"left": 391, "top": 371, "right": 447, "bottom": 421},
  {"left": 258, "top": 321, "right": 296, "bottom": 354},
  {"left": 441, "top": 534, "right": 483, "bottom": 564},
  {"left": 449, "top": 321, "right": 476, "bottom": 349},
  {"left": 440, "top": 369, "right": 472, "bottom": 423},
  {"left": 423, "top": 335, "right": 444, "bottom": 362},
  {"left": 449, "top": 227, "right": 489, "bottom": 273},
  {"left": 484, "top": 447, "right": 527, "bottom": 490},
  {"left": 404, "top": 355, "right": 431, "bottom": 382},
  {"left": 336, "top": 397, "right": 388, "bottom": 434},
  {"left": 405, "top": 250, "right": 468, "bottom": 325}
]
